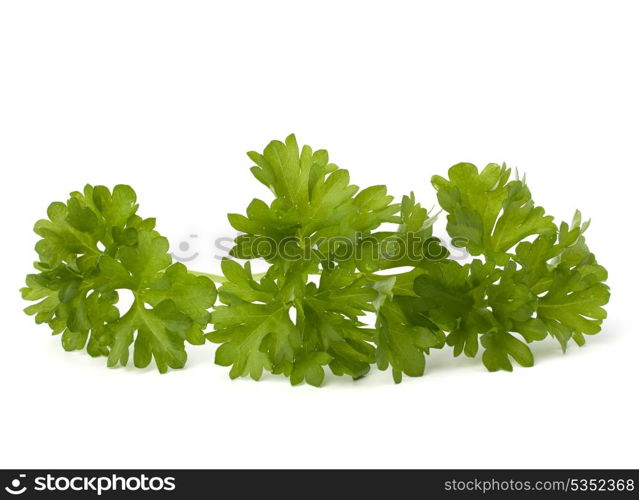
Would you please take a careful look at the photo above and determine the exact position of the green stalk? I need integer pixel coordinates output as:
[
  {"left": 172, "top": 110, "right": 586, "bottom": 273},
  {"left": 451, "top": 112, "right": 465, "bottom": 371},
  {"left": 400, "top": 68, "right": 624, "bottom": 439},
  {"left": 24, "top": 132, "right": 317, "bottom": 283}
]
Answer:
[{"left": 189, "top": 269, "right": 267, "bottom": 283}]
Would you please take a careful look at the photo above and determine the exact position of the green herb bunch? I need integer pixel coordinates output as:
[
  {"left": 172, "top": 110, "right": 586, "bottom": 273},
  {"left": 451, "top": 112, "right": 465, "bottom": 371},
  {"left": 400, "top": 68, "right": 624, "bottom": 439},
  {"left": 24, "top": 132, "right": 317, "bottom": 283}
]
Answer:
[{"left": 22, "top": 135, "right": 610, "bottom": 385}]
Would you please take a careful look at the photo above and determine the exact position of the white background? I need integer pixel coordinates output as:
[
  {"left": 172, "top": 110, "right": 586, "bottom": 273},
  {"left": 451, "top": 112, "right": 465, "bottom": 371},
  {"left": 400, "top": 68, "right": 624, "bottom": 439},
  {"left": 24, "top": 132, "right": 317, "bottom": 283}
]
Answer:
[{"left": 1, "top": 0, "right": 637, "bottom": 469}]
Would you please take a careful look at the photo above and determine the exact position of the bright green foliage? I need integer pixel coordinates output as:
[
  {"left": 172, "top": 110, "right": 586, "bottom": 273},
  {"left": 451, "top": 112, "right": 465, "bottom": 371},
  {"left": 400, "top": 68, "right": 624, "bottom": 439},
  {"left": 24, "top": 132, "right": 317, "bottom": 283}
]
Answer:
[
  {"left": 417, "top": 164, "right": 610, "bottom": 372},
  {"left": 208, "top": 134, "right": 449, "bottom": 385},
  {"left": 432, "top": 163, "right": 556, "bottom": 264},
  {"left": 22, "top": 139, "right": 610, "bottom": 385},
  {"left": 21, "top": 185, "right": 217, "bottom": 373},
  {"left": 208, "top": 259, "right": 376, "bottom": 386},
  {"left": 372, "top": 276, "right": 445, "bottom": 383},
  {"left": 228, "top": 134, "right": 399, "bottom": 263},
  {"left": 514, "top": 212, "right": 610, "bottom": 350},
  {"left": 414, "top": 260, "right": 500, "bottom": 359}
]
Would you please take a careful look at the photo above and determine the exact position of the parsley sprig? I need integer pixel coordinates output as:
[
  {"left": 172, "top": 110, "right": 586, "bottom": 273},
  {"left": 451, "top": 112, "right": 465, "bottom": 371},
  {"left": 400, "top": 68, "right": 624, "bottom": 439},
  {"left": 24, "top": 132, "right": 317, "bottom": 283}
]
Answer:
[
  {"left": 22, "top": 135, "right": 610, "bottom": 385},
  {"left": 21, "top": 185, "right": 216, "bottom": 373}
]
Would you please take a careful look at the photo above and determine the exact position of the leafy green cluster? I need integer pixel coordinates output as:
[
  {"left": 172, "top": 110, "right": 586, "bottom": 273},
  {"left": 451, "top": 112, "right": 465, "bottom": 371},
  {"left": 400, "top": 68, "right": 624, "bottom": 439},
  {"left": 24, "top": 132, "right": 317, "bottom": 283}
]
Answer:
[
  {"left": 21, "top": 185, "right": 217, "bottom": 373},
  {"left": 22, "top": 135, "right": 610, "bottom": 385},
  {"left": 208, "top": 136, "right": 610, "bottom": 384},
  {"left": 212, "top": 135, "right": 402, "bottom": 385},
  {"left": 422, "top": 163, "right": 610, "bottom": 370}
]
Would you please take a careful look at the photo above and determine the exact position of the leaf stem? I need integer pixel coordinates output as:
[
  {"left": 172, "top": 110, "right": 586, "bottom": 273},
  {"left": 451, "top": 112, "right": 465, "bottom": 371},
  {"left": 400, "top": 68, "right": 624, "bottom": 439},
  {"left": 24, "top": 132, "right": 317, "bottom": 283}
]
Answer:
[
  {"left": 189, "top": 269, "right": 268, "bottom": 283},
  {"left": 188, "top": 270, "right": 229, "bottom": 283}
]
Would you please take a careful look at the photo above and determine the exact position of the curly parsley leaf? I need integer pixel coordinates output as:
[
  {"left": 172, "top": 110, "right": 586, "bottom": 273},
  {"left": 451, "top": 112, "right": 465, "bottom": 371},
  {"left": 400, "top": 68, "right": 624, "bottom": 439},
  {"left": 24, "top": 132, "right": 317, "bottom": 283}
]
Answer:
[
  {"left": 413, "top": 178, "right": 610, "bottom": 372},
  {"left": 372, "top": 276, "right": 444, "bottom": 383},
  {"left": 414, "top": 260, "right": 499, "bottom": 359},
  {"left": 208, "top": 259, "right": 377, "bottom": 386},
  {"left": 514, "top": 212, "right": 610, "bottom": 351},
  {"left": 22, "top": 185, "right": 217, "bottom": 373},
  {"left": 228, "top": 134, "right": 399, "bottom": 263},
  {"left": 432, "top": 163, "right": 556, "bottom": 264}
]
